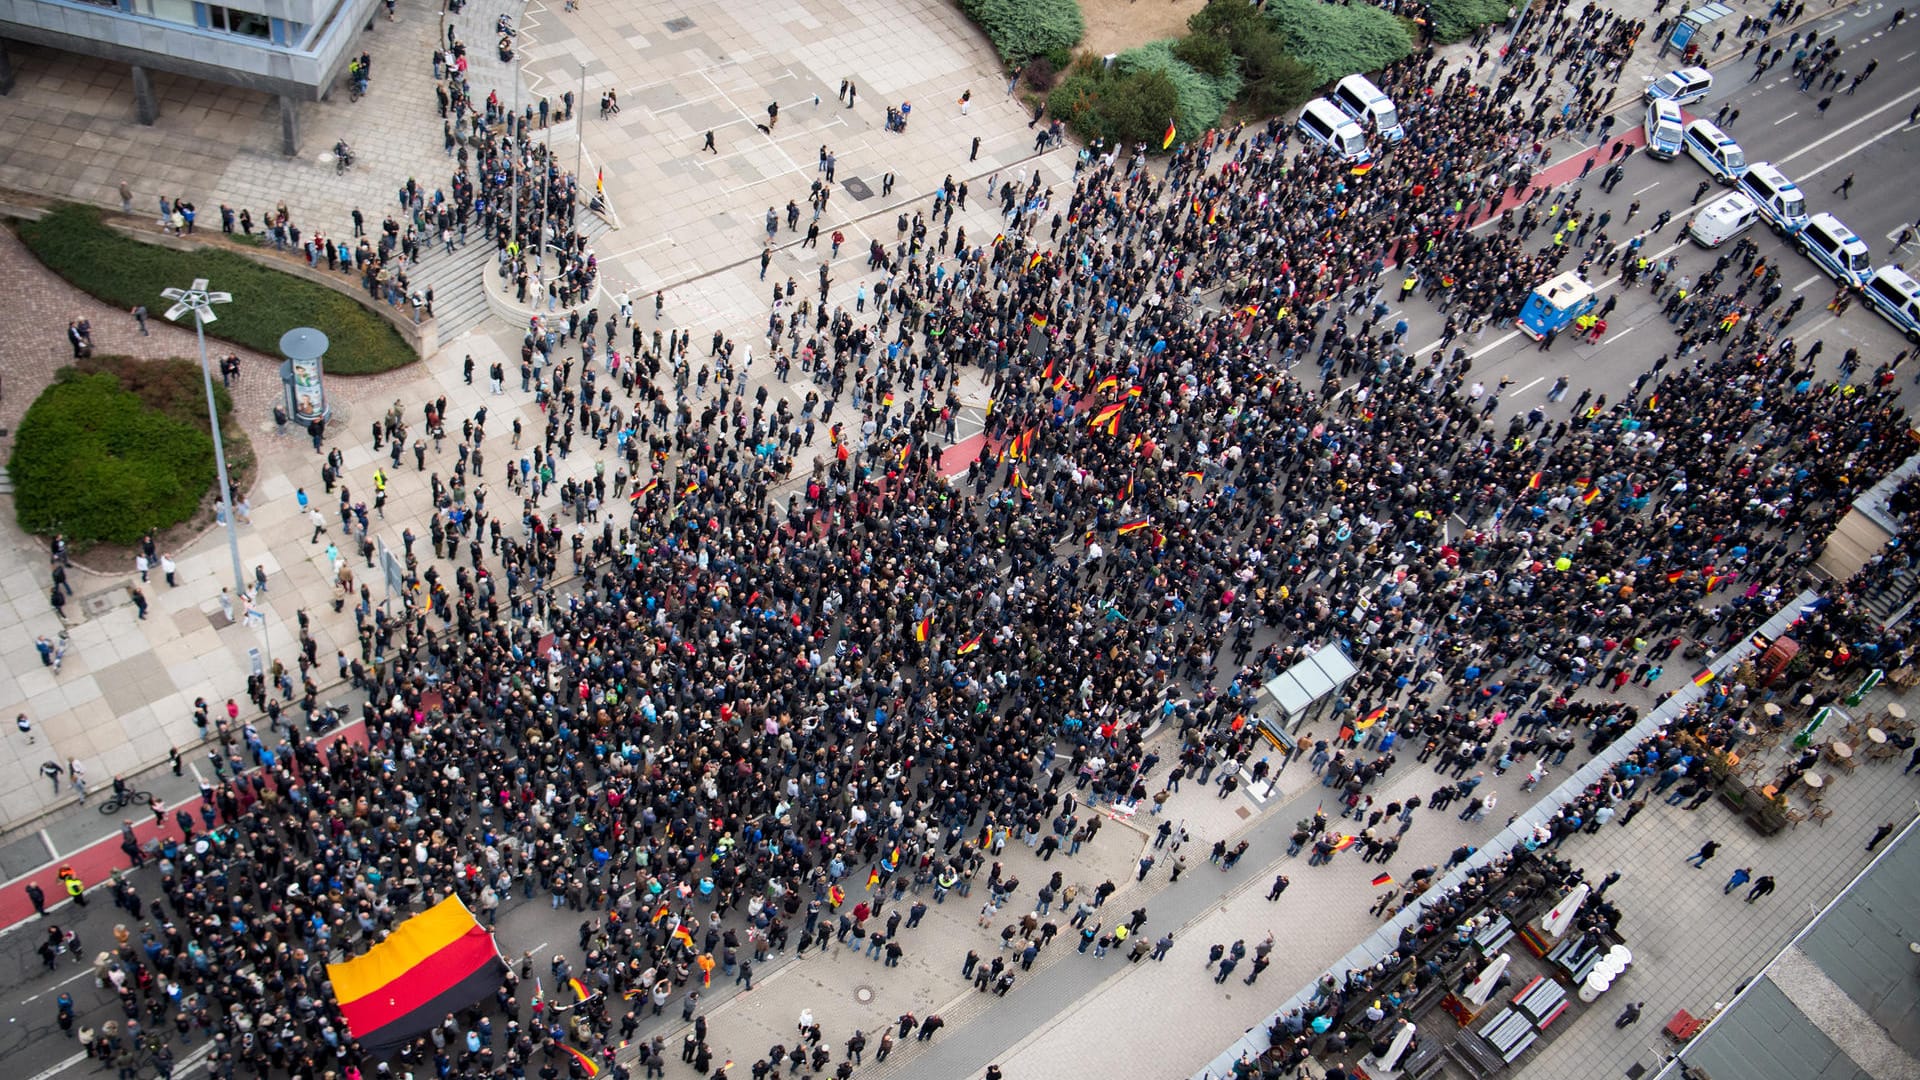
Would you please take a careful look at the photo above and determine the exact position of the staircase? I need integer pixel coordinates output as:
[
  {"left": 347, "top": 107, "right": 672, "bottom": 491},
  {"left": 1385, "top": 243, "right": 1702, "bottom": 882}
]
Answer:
[
  {"left": 1863, "top": 564, "right": 1920, "bottom": 627},
  {"left": 413, "top": 209, "right": 615, "bottom": 342}
]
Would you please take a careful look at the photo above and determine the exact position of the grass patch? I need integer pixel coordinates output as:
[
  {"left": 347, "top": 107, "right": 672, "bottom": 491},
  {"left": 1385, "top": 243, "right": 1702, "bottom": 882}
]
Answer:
[
  {"left": 9, "top": 356, "right": 250, "bottom": 548},
  {"left": 15, "top": 203, "right": 416, "bottom": 375}
]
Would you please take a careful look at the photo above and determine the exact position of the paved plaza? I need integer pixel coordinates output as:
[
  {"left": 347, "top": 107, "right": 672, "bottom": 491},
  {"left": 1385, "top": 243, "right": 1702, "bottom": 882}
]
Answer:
[{"left": 0, "top": 0, "right": 1918, "bottom": 1078}]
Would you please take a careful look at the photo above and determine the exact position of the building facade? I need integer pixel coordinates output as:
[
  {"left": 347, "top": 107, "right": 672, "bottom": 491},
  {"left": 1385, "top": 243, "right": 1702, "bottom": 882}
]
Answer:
[{"left": 0, "top": 0, "right": 381, "bottom": 153}]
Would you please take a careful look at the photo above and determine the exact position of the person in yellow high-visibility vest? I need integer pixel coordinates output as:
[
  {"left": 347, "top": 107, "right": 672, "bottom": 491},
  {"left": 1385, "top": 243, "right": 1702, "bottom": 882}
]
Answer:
[{"left": 61, "top": 869, "right": 86, "bottom": 907}]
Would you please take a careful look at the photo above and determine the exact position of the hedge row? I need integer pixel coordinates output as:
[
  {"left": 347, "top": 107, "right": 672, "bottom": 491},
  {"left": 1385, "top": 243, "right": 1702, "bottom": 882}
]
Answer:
[
  {"left": 15, "top": 203, "right": 416, "bottom": 375},
  {"left": 960, "top": 0, "right": 1085, "bottom": 67},
  {"left": 1262, "top": 0, "right": 1414, "bottom": 85}
]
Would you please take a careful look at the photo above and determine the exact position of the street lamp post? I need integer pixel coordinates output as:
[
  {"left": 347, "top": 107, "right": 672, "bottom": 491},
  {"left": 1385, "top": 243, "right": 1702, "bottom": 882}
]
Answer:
[{"left": 161, "top": 278, "right": 247, "bottom": 598}]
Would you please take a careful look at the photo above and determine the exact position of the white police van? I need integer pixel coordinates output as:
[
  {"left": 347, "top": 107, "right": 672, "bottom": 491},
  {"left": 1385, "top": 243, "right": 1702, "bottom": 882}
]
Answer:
[
  {"left": 1331, "top": 74, "right": 1405, "bottom": 142},
  {"left": 1799, "top": 213, "right": 1872, "bottom": 289},
  {"left": 1644, "top": 99, "right": 1685, "bottom": 160},
  {"left": 1682, "top": 119, "right": 1746, "bottom": 183},
  {"left": 1687, "top": 192, "right": 1761, "bottom": 248},
  {"left": 1645, "top": 66, "right": 1713, "bottom": 106},
  {"left": 1738, "top": 163, "right": 1809, "bottom": 236},
  {"left": 1862, "top": 266, "right": 1920, "bottom": 342},
  {"left": 1297, "top": 97, "right": 1372, "bottom": 165}
]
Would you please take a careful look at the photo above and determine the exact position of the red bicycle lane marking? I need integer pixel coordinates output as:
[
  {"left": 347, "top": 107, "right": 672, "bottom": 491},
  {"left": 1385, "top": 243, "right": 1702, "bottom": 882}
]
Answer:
[{"left": 0, "top": 720, "right": 369, "bottom": 931}]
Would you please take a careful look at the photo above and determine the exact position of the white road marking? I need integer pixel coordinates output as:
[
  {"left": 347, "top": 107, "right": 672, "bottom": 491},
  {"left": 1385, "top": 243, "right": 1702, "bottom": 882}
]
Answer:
[
  {"left": 1517, "top": 376, "right": 1546, "bottom": 394},
  {"left": 1776, "top": 85, "right": 1920, "bottom": 164},
  {"left": 1795, "top": 117, "right": 1914, "bottom": 179},
  {"left": 1794, "top": 274, "right": 1824, "bottom": 291},
  {"left": 1899, "top": 51, "right": 1918, "bottom": 61},
  {"left": 1774, "top": 110, "right": 1801, "bottom": 125},
  {"left": 21, "top": 1053, "right": 88, "bottom": 1080},
  {"left": 1633, "top": 181, "right": 1662, "bottom": 195},
  {"left": 20, "top": 964, "right": 98, "bottom": 1004}
]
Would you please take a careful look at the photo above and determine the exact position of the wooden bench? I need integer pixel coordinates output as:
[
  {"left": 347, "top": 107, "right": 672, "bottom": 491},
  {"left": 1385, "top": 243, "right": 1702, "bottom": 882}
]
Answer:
[
  {"left": 1478, "top": 1007, "right": 1539, "bottom": 1062},
  {"left": 1513, "top": 975, "right": 1569, "bottom": 1028},
  {"left": 1473, "top": 914, "right": 1515, "bottom": 955}
]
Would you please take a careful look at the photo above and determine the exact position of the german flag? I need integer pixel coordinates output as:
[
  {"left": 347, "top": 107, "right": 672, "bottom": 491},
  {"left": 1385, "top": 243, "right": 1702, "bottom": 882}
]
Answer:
[
  {"left": 1645, "top": 394, "right": 1660, "bottom": 410},
  {"left": 957, "top": 634, "right": 982, "bottom": 655},
  {"left": 1356, "top": 705, "right": 1387, "bottom": 730},
  {"left": 882, "top": 391, "right": 895, "bottom": 408},
  {"left": 634, "top": 478, "right": 659, "bottom": 500},
  {"left": 866, "top": 866, "right": 881, "bottom": 890},
  {"left": 1150, "top": 528, "right": 1167, "bottom": 549},
  {"left": 327, "top": 896, "right": 505, "bottom": 1053},
  {"left": 1091, "top": 402, "right": 1126, "bottom": 432},
  {"left": 559, "top": 1045, "right": 601, "bottom": 1078},
  {"left": 1704, "top": 573, "right": 1726, "bottom": 592},
  {"left": 828, "top": 884, "right": 845, "bottom": 908},
  {"left": 1207, "top": 204, "right": 1219, "bottom": 225},
  {"left": 650, "top": 901, "right": 671, "bottom": 924},
  {"left": 1665, "top": 569, "right": 1686, "bottom": 583},
  {"left": 1027, "top": 252, "right": 1047, "bottom": 272},
  {"left": 1692, "top": 667, "right": 1716, "bottom": 687},
  {"left": 1095, "top": 374, "right": 1119, "bottom": 394},
  {"left": 1370, "top": 873, "right": 1394, "bottom": 888},
  {"left": 1581, "top": 487, "right": 1601, "bottom": 505},
  {"left": 1127, "top": 384, "right": 1144, "bottom": 399},
  {"left": 1117, "top": 519, "right": 1151, "bottom": 535},
  {"left": 570, "top": 977, "right": 593, "bottom": 1003},
  {"left": 671, "top": 925, "right": 696, "bottom": 951},
  {"left": 1183, "top": 470, "right": 1204, "bottom": 483},
  {"left": 1350, "top": 161, "right": 1374, "bottom": 176},
  {"left": 1527, "top": 472, "right": 1543, "bottom": 490},
  {"left": 1162, "top": 120, "right": 1177, "bottom": 150},
  {"left": 1331, "top": 834, "right": 1358, "bottom": 852},
  {"left": 915, "top": 616, "right": 932, "bottom": 642},
  {"left": 683, "top": 481, "right": 700, "bottom": 497}
]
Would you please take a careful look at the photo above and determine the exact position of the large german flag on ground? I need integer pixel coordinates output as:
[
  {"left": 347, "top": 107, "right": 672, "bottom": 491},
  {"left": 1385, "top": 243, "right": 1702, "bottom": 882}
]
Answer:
[{"left": 327, "top": 896, "right": 504, "bottom": 1053}]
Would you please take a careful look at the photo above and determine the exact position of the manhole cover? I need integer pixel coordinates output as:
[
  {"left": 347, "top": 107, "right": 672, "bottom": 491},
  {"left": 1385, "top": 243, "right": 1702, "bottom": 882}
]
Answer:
[
  {"left": 80, "top": 590, "right": 119, "bottom": 616},
  {"left": 854, "top": 986, "right": 874, "bottom": 1004},
  {"left": 841, "top": 177, "right": 874, "bottom": 201},
  {"left": 663, "top": 16, "right": 694, "bottom": 32}
]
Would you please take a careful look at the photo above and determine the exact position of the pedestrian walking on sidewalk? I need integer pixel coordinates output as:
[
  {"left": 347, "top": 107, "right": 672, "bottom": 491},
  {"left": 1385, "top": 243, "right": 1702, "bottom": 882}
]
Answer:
[
  {"left": 1745, "top": 875, "right": 1777, "bottom": 903},
  {"left": 1866, "top": 821, "right": 1895, "bottom": 852},
  {"left": 1723, "top": 866, "right": 1751, "bottom": 895},
  {"left": 1685, "top": 840, "right": 1719, "bottom": 867}
]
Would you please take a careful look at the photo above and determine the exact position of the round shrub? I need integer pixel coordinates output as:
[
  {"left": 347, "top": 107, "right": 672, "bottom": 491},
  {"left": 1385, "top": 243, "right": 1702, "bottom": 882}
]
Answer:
[
  {"left": 1049, "top": 66, "right": 1182, "bottom": 148},
  {"left": 10, "top": 363, "right": 226, "bottom": 547},
  {"left": 1425, "top": 0, "right": 1512, "bottom": 43},
  {"left": 1120, "top": 39, "right": 1243, "bottom": 137}
]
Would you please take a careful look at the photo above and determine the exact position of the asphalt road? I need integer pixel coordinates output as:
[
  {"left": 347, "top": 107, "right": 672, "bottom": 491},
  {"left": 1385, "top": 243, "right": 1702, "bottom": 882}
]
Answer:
[{"left": 1383, "top": 10, "right": 1920, "bottom": 431}]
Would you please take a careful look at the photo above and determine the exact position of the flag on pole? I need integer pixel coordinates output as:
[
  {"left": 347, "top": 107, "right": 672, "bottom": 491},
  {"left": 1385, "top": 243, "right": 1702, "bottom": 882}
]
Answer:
[
  {"left": 1161, "top": 120, "right": 1177, "bottom": 150},
  {"left": 866, "top": 866, "right": 881, "bottom": 890},
  {"left": 957, "top": 634, "right": 982, "bottom": 655},
  {"left": 915, "top": 616, "right": 932, "bottom": 642},
  {"left": 671, "top": 925, "right": 695, "bottom": 950},
  {"left": 569, "top": 978, "right": 593, "bottom": 1003},
  {"left": 1581, "top": 487, "right": 1601, "bottom": 505},
  {"left": 1095, "top": 374, "right": 1119, "bottom": 394},
  {"left": 1117, "top": 519, "right": 1151, "bottom": 535},
  {"left": 1090, "top": 402, "right": 1126, "bottom": 432},
  {"left": 595, "top": 169, "right": 604, "bottom": 196},
  {"left": 1350, "top": 160, "right": 1374, "bottom": 175},
  {"left": 1356, "top": 706, "right": 1387, "bottom": 730}
]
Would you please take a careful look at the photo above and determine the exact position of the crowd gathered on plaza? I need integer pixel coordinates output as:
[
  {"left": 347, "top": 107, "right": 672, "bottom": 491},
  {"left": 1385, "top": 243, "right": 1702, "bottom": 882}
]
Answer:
[{"left": 28, "top": 0, "right": 1920, "bottom": 1079}]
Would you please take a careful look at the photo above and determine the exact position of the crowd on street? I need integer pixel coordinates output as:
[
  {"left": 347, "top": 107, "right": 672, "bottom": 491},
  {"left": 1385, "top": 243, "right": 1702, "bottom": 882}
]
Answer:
[{"left": 24, "top": 1, "right": 1920, "bottom": 1080}]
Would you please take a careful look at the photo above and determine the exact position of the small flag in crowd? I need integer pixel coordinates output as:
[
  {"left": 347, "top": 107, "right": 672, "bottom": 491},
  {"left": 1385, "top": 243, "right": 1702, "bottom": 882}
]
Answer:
[
  {"left": 882, "top": 391, "right": 895, "bottom": 408},
  {"left": 1692, "top": 668, "right": 1716, "bottom": 687},
  {"left": 1350, "top": 161, "right": 1374, "bottom": 175},
  {"left": 1161, "top": 119, "right": 1177, "bottom": 149},
  {"left": 1332, "top": 834, "right": 1357, "bottom": 852},
  {"left": 1117, "top": 519, "right": 1151, "bottom": 535},
  {"left": 957, "top": 634, "right": 982, "bottom": 655},
  {"left": 1371, "top": 872, "right": 1394, "bottom": 888},
  {"left": 915, "top": 616, "right": 933, "bottom": 642}
]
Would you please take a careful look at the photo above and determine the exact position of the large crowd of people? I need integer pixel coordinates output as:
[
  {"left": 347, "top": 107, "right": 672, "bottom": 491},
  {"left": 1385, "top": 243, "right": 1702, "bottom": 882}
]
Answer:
[{"left": 32, "top": 1, "right": 1920, "bottom": 1079}]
